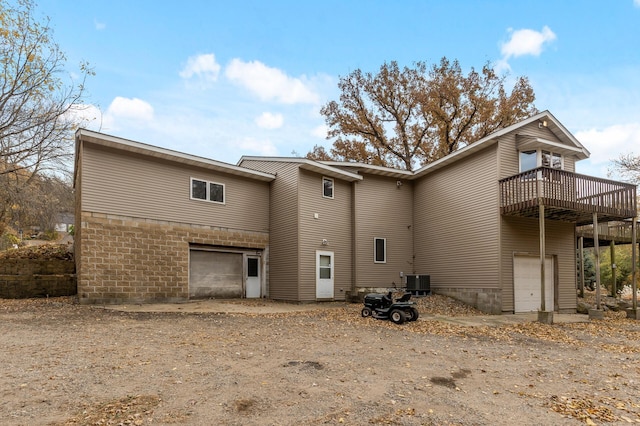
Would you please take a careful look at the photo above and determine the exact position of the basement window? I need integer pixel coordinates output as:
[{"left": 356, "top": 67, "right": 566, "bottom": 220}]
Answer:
[
  {"left": 374, "top": 237, "right": 386, "bottom": 263},
  {"left": 191, "top": 178, "right": 225, "bottom": 204}
]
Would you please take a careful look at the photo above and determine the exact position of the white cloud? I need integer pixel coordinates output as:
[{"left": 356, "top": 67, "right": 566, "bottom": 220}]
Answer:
[
  {"left": 94, "top": 19, "right": 106, "bottom": 31},
  {"left": 255, "top": 112, "right": 284, "bottom": 129},
  {"left": 102, "top": 97, "right": 154, "bottom": 130},
  {"left": 635, "top": 0, "right": 640, "bottom": 7},
  {"left": 501, "top": 26, "right": 556, "bottom": 59},
  {"left": 311, "top": 124, "right": 328, "bottom": 139},
  {"left": 179, "top": 54, "right": 221, "bottom": 86},
  {"left": 225, "top": 58, "right": 320, "bottom": 104},
  {"left": 575, "top": 123, "right": 640, "bottom": 165}
]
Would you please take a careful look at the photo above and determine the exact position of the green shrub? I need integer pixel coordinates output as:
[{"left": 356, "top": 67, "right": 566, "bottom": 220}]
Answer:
[
  {"left": 0, "top": 233, "right": 21, "bottom": 250},
  {"left": 42, "top": 230, "right": 59, "bottom": 241}
]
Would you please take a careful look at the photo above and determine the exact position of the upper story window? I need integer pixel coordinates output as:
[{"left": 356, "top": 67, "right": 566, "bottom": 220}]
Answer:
[
  {"left": 322, "top": 177, "right": 334, "bottom": 199},
  {"left": 519, "top": 149, "right": 563, "bottom": 173},
  {"left": 191, "top": 178, "right": 225, "bottom": 204},
  {"left": 542, "top": 150, "right": 562, "bottom": 169}
]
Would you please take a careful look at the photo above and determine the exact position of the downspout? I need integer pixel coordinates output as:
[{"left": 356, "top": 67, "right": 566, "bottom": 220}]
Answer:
[{"left": 351, "top": 180, "right": 357, "bottom": 301}]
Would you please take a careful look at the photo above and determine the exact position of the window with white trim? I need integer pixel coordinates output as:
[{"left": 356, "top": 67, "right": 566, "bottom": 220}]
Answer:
[
  {"left": 374, "top": 237, "right": 386, "bottom": 263},
  {"left": 191, "top": 178, "right": 225, "bottom": 204},
  {"left": 322, "top": 177, "right": 334, "bottom": 199},
  {"left": 519, "top": 149, "right": 563, "bottom": 173}
]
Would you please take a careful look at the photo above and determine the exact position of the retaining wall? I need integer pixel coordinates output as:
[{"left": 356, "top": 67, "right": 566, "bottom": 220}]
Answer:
[{"left": 0, "top": 259, "right": 76, "bottom": 299}]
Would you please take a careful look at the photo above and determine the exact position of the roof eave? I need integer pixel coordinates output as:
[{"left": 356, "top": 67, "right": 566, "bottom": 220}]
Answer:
[
  {"left": 76, "top": 129, "right": 276, "bottom": 182},
  {"left": 413, "top": 110, "right": 590, "bottom": 177},
  {"left": 239, "top": 156, "right": 363, "bottom": 181}
]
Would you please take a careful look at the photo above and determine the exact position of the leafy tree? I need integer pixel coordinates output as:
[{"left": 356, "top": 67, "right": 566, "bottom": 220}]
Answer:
[
  {"left": 579, "top": 248, "right": 596, "bottom": 291},
  {"left": 309, "top": 58, "right": 537, "bottom": 171},
  {"left": 0, "top": 0, "right": 92, "bottom": 235},
  {"left": 597, "top": 245, "right": 634, "bottom": 295}
]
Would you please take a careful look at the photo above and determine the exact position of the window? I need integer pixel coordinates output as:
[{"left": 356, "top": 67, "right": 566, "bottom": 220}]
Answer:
[
  {"left": 541, "top": 151, "right": 562, "bottom": 169},
  {"left": 374, "top": 237, "right": 386, "bottom": 263},
  {"left": 191, "top": 178, "right": 225, "bottom": 204},
  {"left": 322, "top": 177, "right": 334, "bottom": 199},
  {"left": 319, "top": 255, "right": 332, "bottom": 279},
  {"left": 519, "top": 149, "right": 563, "bottom": 173},
  {"left": 519, "top": 150, "right": 537, "bottom": 173},
  {"left": 247, "top": 258, "right": 258, "bottom": 278}
]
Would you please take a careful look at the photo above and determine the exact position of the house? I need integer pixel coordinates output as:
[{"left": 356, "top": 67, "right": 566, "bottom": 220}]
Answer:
[
  {"left": 74, "top": 111, "right": 637, "bottom": 313},
  {"left": 54, "top": 212, "right": 75, "bottom": 233}
]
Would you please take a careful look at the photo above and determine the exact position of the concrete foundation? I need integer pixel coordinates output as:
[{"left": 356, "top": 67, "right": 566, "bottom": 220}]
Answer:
[
  {"left": 626, "top": 309, "right": 640, "bottom": 320},
  {"left": 537, "top": 311, "right": 554, "bottom": 324},
  {"left": 588, "top": 309, "right": 604, "bottom": 320}
]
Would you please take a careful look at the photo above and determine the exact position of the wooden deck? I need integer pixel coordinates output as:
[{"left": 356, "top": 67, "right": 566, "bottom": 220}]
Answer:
[
  {"left": 577, "top": 221, "right": 640, "bottom": 247},
  {"left": 500, "top": 167, "right": 637, "bottom": 226}
]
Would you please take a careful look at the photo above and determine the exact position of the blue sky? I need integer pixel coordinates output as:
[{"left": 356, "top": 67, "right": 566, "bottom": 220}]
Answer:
[{"left": 37, "top": 0, "right": 640, "bottom": 178}]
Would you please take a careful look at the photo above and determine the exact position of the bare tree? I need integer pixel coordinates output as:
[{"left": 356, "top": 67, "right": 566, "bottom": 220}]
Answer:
[
  {"left": 310, "top": 58, "right": 537, "bottom": 171},
  {"left": 611, "top": 153, "right": 640, "bottom": 184},
  {"left": 4, "top": 172, "right": 73, "bottom": 234},
  {"left": 0, "top": 0, "right": 92, "bottom": 234}
]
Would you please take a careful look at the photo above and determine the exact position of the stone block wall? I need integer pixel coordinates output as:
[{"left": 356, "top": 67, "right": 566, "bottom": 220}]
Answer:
[
  {"left": 78, "top": 212, "right": 269, "bottom": 304},
  {"left": 433, "top": 287, "right": 502, "bottom": 314},
  {"left": 0, "top": 259, "right": 76, "bottom": 299}
]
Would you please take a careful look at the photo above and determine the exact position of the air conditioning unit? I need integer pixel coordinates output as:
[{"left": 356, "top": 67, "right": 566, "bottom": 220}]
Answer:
[{"left": 406, "top": 274, "right": 430, "bottom": 295}]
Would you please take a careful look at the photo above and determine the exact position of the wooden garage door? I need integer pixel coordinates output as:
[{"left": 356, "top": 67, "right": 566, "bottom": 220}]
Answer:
[
  {"left": 189, "top": 250, "right": 243, "bottom": 298},
  {"left": 514, "top": 255, "right": 554, "bottom": 313}
]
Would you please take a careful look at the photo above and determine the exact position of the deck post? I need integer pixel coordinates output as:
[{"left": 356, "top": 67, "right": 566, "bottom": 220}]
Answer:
[
  {"left": 537, "top": 203, "right": 553, "bottom": 323},
  {"left": 593, "top": 213, "right": 602, "bottom": 310},
  {"left": 629, "top": 218, "right": 638, "bottom": 319},
  {"left": 633, "top": 219, "right": 638, "bottom": 310},
  {"left": 578, "top": 236, "right": 584, "bottom": 298},
  {"left": 539, "top": 204, "right": 546, "bottom": 312},
  {"left": 610, "top": 241, "right": 617, "bottom": 297}
]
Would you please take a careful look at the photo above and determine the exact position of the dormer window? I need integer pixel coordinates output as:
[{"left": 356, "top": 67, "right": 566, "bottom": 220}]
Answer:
[
  {"left": 541, "top": 150, "right": 562, "bottom": 169},
  {"left": 519, "top": 149, "right": 563, "bottom": 173}
]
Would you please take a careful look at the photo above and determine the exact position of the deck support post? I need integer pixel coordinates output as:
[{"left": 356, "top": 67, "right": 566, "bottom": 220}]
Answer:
[
  {"left": 628, "top": 218, "right": 639, "bottom": 319},
  {"left": 578, "top": 236, "right": 585, "bottom": 299},
  {"left": 537, "top": 203, "right": 553, "bottom": 323},
  {"left": 590, "top": 213, "right": 603, "bottom": 319},
  {"left": 610, "top": 241, "right": 617, "bottom": 297}
]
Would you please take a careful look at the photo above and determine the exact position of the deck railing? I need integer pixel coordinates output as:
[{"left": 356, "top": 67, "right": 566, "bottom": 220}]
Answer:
[
  {"left": 500, "top": 167, "right": 637, "bottom": 220},
  {"left": 577, "top": 221, "right": 640, "bottom": 243}
]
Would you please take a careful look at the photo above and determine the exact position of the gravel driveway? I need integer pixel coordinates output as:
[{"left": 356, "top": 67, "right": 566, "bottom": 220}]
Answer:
[{"left": 1, "top": 296, "right": 638, "bottom": 425}]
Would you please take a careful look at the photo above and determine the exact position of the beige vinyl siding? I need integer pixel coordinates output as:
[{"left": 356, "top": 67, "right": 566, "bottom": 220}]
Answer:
[
  {"left": 354, "top": 174, "right": 413, "bottom": 289},
  {"left": 497, "top": 124, "right": 578, "bottom": 312},
  {"left": 500, "top": 122, "right": 578, "bottom": 176},
  {"left": 242, "top": 160, "right": 301, "bottom": 301},
  {"left": 81, "top": 143, "right": 269, "bottom": 232},
  {"left": 413, "top": 144, "right": 500, "bottom": 291},
  {"left": 500, "top": 216, "right": 576, "bottom": 312},
  {"left": 298, "top": 169, "right": 353, "bottom": 301}
]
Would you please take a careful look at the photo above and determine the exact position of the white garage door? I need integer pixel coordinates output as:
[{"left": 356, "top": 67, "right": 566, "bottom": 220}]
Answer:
[
  {"left": 189, "top": 250, "right": 243, "bottom": 298},
  {"left": 514, "top": 255, "right": 554, "bottom": 313}
]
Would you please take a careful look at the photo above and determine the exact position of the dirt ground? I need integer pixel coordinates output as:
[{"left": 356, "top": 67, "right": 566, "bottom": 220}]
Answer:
[{"left": 1, "top": 295, "right": 639, "bottom": 426}]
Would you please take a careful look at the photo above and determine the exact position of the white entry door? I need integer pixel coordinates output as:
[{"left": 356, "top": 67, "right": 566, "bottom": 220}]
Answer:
[
  {"left": 514, "top": 255, "right": 554, "bottom": 312},
  {"left": 316, "top": 251, "right": 334, "bottom": 299},
  {"left": 246, "top": 256, "right": 261, "bottom": 298}
]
